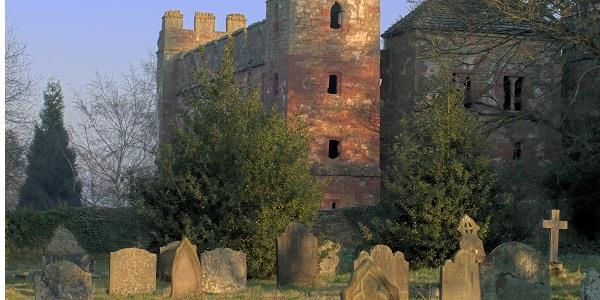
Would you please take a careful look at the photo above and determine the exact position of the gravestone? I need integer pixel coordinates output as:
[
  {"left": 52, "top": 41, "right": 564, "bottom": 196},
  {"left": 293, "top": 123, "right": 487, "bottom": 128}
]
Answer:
[
  {"left": 276, "top": 222, "right": 319, "bottom": 287},
  {"left": 480, "top": 242, "right": 549, "bottom": 300},
  {"left": 201, "top": 248, "right": 246, "bottom": 294},
  {"left": 582, "top": 269, "right": 600, "bottom": 300},
  {"left": 341, "top": 258, "right": 400, "bottom": 300},
  {"left": 34, "top": 260, "right": 93, "bottom": 300},
  {"left": 440, "top": 215, "right": 484, "bottom": 300},
  {"left": 353, "top": 245, "right": 409, "bottom": 300},
  {"left": 440, "top": 250, "right": 480, "bottom": 300},
  {"left": 170, "top": 237, "right": 202, "bottom": 297},
  {"left": 158, "top": 240, "right": 180, "bottom": 280},
  {"left": 542, "top": 209, "right": 568, "bottom": 263},
  {"left": 457, "top": 215, "right": 486, "bottom": 262},
  {"left": 108, "top": 248, "right": 157, "bottom": 296},
  {"left": 319, "top": 240, "right": 341, "bottom": 276},
  {"left": 43, "top": 226, "right": 93, "bottom": 272}
]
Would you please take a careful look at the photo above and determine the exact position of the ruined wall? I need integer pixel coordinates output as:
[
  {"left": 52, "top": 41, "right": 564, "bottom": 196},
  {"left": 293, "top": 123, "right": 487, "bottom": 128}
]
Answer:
[
  {"left": 381, "top": 30, "right": 562, "bottom": 169},
  {"left": 157, "top": 0, "right": 381, "bottom": 210}
]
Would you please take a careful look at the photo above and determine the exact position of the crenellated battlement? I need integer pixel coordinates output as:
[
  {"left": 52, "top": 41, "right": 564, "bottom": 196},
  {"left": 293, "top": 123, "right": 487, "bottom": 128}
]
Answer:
[{"left": 226, "top": 13, "right": 247, "bottom": 32}]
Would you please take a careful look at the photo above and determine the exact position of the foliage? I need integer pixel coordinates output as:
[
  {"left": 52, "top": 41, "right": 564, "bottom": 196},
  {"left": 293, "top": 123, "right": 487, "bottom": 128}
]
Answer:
[
  {"left": 132, "top": 39, "right": 325, "bottom": 279},
  {"left": 6, "top": 207, "right": 148, "bottom": 254},
  {"left": 19, "top": 80, "right": 82, "bottom": 209},
  {"left": 551, "top": 118, "right": 600, "bottom": 240},
  {"left": 72, "top": 56, "right": 157, "bottom": 207},
  {"left": 364, "top": 68, "right": 498, "bottom": 267}
]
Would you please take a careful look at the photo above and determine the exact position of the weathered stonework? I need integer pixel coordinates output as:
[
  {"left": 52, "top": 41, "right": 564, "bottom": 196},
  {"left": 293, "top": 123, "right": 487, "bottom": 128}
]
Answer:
[
  {"left": 480, "top": 242, "right": 550, "bottom": 300},
  {"left": 276, "top": 222, "right": 319, "bottom": 287},
  {"left": 34, "top": 260, "right": 93, "bottom": 300},
  {"left": 157, "top": 0, "right": 381, "bottom": 210},
  {"left": 342, "top": 258, "right": 400, "bottom": 300},
  {"left": 43, "top": 226, "right": 93, "bottom": 273},
  {"left": 108, "top": 248, "right": 157, "bottom": 296},
  {"left": 170, "top": 238, "right": 203, "bottom": 297},
  {"left": 200, "top": 248, "right": 247, "bottom": 294},
  {"left": 353, "top": 245, "right": 409, "bottom": 300}
]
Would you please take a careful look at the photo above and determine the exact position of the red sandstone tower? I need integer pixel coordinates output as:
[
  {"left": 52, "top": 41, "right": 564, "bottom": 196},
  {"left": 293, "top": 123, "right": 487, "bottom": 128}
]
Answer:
[{"left": 157, "top": 0, "right": 381, "bottom": 210}]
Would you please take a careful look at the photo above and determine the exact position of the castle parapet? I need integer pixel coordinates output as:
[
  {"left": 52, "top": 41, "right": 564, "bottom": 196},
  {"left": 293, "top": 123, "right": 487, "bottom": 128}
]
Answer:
[
  {"left": 226, "top": 13, "right": 247, "bottom": 32},
  {"left": 162, "top": 10, "right": 184, "bottom": 32},
  {"left": 195, "top": 12, "right": 216, "bottom": 33}
]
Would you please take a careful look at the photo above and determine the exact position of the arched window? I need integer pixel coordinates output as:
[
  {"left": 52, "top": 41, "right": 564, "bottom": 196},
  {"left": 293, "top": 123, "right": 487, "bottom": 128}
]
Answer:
[{"left": 330, "top": 3, "right": 342, "bottom": 29}]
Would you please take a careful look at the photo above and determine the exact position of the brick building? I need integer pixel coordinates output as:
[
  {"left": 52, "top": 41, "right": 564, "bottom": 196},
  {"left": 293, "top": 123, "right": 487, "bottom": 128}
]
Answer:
[{"left": 157, "top": 0, "right": 381, "bottom": 211}]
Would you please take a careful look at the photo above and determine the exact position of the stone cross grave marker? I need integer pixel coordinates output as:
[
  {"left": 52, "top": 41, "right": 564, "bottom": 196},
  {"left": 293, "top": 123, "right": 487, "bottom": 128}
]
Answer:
[
  {"left": 276, "top": 222, "right": 319, "bottom": 287},
  {"left": 458, "top": 215, "right": 486, "bottom": 262},
  {"left": 542, "top": 209, "right": 568, "bottom": 262},
  {"left": 108, "top": 248, "right": 157, "bottom": 296},
  {"left": 440, "top": 215, "right": 484, "bottom": 300}
]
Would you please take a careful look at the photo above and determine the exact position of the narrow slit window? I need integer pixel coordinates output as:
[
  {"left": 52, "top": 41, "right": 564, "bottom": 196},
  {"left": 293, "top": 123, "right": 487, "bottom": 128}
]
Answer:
[
  {"left": 328, "top": 75, "right": 339, "bottom": 94},
  {"left": 328, "top": 140, "right": 341, "bottom": 159},
  {"left": 464, "top": 76, "right": 473, "bottom": 109},
  {"left": 503, "top": 76, "right": 511, "bottom": 110},
  {"left": 331, "top": 202, "right": 336, "bottom": 209},
  {"left": 330, "top": 3, "right": 342, "bottom": 29},
  {"left": 273, "top": 73, "right": 279, "bottom": 96},
  {"left": 513, "top": 142, "right": 522, "bottom": 160},
  {"left": 514, "top": 77, "right": 523, "bottom": 111}
]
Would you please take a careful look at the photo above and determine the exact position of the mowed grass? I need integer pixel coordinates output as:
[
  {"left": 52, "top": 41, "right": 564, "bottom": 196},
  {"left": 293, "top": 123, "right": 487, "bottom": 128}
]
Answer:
[{"left": 6, "top": 253, "right": 599, "bottom": 299}]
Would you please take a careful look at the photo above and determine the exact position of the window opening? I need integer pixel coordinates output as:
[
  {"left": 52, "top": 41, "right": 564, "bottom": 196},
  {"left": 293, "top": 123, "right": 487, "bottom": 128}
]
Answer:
[
  {"left": 332, "top": 202, "right": 336, "bottom": 209},
  {"left": 328, "top": 140, "right": 341, "bottom": 159},
  {"left": 331, "top": 3, "right": 342, "bottom": 29},
  {"left": 504, "top": 76, "right": 524, "bottom": 111},
  {"left": 513, "top": 142, "right": 522, "bottom": 160},
  {"left": 273, "top": 73, "right": 279, "bottom": 96},
  {"left": 328, "top": 75, "right": 339, "bottom": 94},
  {"left": 464, "top": 76, "right": 473, "bottom": 109}
]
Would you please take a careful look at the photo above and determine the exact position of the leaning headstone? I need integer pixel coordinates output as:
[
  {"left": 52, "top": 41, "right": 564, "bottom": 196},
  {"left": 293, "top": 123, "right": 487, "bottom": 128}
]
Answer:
[
  {"left": 158, "top": 240, "right": 180, "bottom": 281},
  {"left": 440, "top": 250, "right": 480, "bottom": 300},
  {"left": 319, "top": 240, "right": 341, "bottom": 276},
  {"left": 34, "top": 260, "right": 93, "bottom": 300},
  {"left": 353, "top": 245, "right": 409, "bottom": 300},
  {"left": 341, "top": 258, "right": 400, "bottom": 300},
  {"left": 582, "top": 269, "right": 600, "bottom": 300},
  {"left": 43, "top": 226, "right": 93, "bottom": 272},
  {"left": 480, "top": 242, "right": 549, "bottom": 300},
  {"left": 201, "top": 248, "right": 246, "bottom": 294},
  {"left": 170, "top": 238, "right": 202, "bottom": 297},
  {"left": 108, "top": 248, "right": 157, "bottom": 296},
  {"left": 276, "top": 222, "right": 319, "bottom": 287},
  {"left": 457, "top": 215, "right": 486, "bottom": 262}
]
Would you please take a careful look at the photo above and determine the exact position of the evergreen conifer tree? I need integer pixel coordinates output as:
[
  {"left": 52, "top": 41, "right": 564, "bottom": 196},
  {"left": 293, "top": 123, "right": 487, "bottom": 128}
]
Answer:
[
  {"left": 367, "top": 67, "right": 497, "bottom": 267},
  {"left": 20, "top": 80, "right": 81, "bottom": 209}
]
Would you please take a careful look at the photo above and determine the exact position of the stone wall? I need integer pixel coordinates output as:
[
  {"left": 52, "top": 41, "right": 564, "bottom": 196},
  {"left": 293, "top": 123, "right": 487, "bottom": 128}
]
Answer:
[{"left": 157, "top": 0, "right": 381, "bottom": 209}]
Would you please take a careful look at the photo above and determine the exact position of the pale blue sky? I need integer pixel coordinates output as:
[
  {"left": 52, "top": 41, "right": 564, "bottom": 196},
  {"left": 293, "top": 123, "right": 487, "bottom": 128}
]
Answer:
[{"left": 7, "top": 1, "right": 411, "bottom": 119}]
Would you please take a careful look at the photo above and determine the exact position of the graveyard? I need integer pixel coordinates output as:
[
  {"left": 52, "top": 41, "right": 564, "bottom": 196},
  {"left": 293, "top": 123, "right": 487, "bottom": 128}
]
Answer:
[
  {"left": 5, "top": 218, "right": 600, "bottom": 299},
  {"left": 5, "top": 0, "right": 600, "bottom": 299}
]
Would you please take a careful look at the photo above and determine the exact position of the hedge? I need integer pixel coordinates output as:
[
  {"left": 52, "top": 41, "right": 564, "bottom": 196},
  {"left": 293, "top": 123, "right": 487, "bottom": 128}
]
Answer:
[{"left": 6, "top": 207, "right": 149, "bottom": 254}]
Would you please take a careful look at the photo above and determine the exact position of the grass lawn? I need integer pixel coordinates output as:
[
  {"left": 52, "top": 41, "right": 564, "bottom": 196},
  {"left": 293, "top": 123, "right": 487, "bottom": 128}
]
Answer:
[{"left": 6, "top": 253, "right": 599, "bottom": 299}]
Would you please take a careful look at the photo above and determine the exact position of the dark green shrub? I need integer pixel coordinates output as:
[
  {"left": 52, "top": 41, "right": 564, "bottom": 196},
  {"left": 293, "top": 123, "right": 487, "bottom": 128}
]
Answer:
[
  {"left": 132, "top": 40, "right": 325, "bottom": 279},
  {"left": 365, "top": 68, "right": 498, "bottom": 268},
  {"left": 6, "top": 207, "right": 148, "bottom": 254}
]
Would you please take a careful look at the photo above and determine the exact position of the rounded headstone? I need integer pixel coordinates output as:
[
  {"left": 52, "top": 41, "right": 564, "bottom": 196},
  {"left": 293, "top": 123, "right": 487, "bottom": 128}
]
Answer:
[
  {"left": 480, "top": 242, "right": 549, "bottom": 300},
  {"left": 201, "top": 248, "right": 247, "bottom": 294},
  {"left": 109, "top": 248, "right": 157, "bottom": 296}
]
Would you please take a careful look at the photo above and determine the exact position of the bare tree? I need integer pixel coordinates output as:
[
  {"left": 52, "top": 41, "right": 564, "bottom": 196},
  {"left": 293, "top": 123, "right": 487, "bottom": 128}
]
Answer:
[
  {"left": 5, "top": 25, "right": 37, "bottom": 208},
  {"left": 5, "top": 25, "right": 36, "bottom": 131},
  {"left": 72, "top": 56, "right": 158, "bottom": 207}
]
